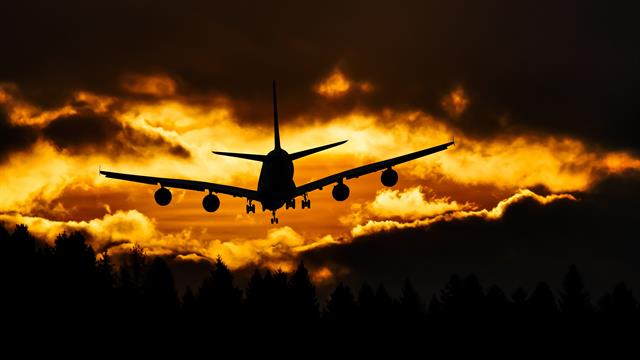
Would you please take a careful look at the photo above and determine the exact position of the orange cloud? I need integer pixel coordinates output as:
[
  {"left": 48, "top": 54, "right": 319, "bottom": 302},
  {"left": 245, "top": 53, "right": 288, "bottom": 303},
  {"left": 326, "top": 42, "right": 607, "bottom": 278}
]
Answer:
[
  {"left": 3, "top": 82, "right": 640, "bottom": 278},
  {"left": 341, "top": 186, "right": 473, "bottom": 225},
  {"left": 350, "top": 189, "right": 576, "bottom": 237},
  {"left": 311, "top": 266, "right": 335, "bottom": 284},
  {"left": 0, "top": 84, "right": 76, "bottom": 126},
  {"left": 315, "top": 69, "right": 372, "bottom": 97},
  {"left": 441, "top": 86, "right": 469, "bottom": 117},
  {"left": 121, "top": 74, "right": 177, "bottom": 96},
  {"left": 0, "top": 209, "right": 342, "bottom": 271}
]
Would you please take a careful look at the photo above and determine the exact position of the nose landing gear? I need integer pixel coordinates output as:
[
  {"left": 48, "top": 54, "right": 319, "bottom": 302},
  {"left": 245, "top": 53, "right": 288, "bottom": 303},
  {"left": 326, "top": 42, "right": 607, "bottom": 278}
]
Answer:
[{"left": 270, "top": 210, "right": 279, "bottom": 224}]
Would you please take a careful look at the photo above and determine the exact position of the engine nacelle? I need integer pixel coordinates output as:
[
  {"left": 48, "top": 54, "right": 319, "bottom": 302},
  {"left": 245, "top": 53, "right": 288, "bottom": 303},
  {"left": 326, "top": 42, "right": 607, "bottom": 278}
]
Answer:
[
  {"left": 154, "top": 187, "right": 172, "bottom": 206},
  {"left": 202, "top": 193, "right": 221, "bottom": 212},
  {"left": 332, "top": 183, "right": 350, "bottom": 201},
  {"left": 381, "top": 168, "right": 398, "bottom": 187}
]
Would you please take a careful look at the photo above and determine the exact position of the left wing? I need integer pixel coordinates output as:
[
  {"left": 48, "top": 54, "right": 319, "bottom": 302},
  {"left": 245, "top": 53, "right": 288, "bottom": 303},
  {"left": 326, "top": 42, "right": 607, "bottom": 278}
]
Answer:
[
  {"left": 294, "top": 141, "right": 454, "bottom": 196},
  {"left": 100, "top": 170, "right": 260, "bottom": 200}
]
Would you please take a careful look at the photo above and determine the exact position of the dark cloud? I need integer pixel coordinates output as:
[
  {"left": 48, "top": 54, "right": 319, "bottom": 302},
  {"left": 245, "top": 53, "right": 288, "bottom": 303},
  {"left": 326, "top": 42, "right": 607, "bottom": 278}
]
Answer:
[
  {"left": 2, "top": 1, "right": 639, "bottom": 152},
  {"left": 0, "top": 107, "right": 190, "bottom": 162},
  {"left": 0, "top": 107, "right": 39, "bottom": 162},
  {"left": 300, "top": 170, "right": 640, "bottom": 298},
  {"left": 43, "top": 113, "right": 121, "bottom": 151},
  {"left": 41, "top": 112, "right": 191, "bottom": 158}
]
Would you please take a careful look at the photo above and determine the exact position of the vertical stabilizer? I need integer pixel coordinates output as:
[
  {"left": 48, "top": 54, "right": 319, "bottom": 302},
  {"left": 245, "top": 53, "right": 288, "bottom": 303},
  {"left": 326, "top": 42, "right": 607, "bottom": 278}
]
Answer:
[{"left": 272, "top": 80, "right": 281, "bottom": 150}]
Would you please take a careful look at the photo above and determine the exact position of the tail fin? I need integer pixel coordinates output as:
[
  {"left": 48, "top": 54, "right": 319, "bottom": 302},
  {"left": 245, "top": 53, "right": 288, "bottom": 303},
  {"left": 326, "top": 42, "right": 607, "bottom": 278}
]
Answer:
[
  {"left": 272, "top": 80, "right": 281, "bottom": 150},
  {"left": 289, "top": 140, "right": 348, "bottom": 160}
]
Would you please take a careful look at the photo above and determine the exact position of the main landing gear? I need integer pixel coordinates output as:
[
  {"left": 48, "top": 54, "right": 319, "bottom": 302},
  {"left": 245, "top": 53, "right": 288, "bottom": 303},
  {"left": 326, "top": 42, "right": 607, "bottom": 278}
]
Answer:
[
  {"left": 270, "top": 210, "right": 279, "bottom": 224},
  {"left": 246, "top": 200, "right": 256, "bottom": 214},
  {"left": 285, "top": 199, "right": 295, "bottom": 209},
  {"left": 301, "top": 193, "right": 311, "bottom": 209}
]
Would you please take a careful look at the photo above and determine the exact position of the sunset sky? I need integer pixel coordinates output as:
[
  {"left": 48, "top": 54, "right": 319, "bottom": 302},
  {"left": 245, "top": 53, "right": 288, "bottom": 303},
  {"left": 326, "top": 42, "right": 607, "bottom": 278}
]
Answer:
[{"left": 2, "top": 1, "right": 640, "bottom": 294}]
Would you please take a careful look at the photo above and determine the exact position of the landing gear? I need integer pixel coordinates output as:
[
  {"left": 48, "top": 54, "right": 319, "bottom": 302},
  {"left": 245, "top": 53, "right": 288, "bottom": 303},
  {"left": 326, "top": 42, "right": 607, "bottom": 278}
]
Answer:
[
  {"left": 270, "top": 210, "right": 279, "bottom": 224},
  {"left": 285, "top": 199, "right": 296, "bottom": 209},
  {"left": 246, "top": 200, "right": 256, "bottom": 214},
  {"left": 301, "top": 193, "right": 311, "bottom": 209}
]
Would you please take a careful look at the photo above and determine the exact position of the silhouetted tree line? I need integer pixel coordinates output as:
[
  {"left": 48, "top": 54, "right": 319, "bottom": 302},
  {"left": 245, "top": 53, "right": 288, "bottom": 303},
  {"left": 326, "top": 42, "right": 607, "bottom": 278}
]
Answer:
[{"left": 1, "top": 224, "right": 638, "bottom": 336}]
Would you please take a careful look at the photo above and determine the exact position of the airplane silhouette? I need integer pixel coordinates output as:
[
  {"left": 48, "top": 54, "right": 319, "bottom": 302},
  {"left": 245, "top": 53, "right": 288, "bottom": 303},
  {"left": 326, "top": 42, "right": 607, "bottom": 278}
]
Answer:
[{"left": 100, "top": 81, "right": 454, "bottom": 224}]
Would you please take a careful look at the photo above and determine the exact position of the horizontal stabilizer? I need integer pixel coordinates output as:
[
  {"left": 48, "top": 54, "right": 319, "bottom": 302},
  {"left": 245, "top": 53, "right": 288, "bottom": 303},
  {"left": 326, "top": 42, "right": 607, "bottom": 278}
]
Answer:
[
  {"left": 289, "top": 140, "right": 348, "bottom": 160},
  {"left": 212, "top": 151, "right": 266, "bottom": 162}
]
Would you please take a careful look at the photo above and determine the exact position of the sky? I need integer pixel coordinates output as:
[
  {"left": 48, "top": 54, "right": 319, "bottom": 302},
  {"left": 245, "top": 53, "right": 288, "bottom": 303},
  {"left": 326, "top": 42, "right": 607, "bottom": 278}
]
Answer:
[{"left": 2, "top": 0, "right": 640, "bottom": 296}]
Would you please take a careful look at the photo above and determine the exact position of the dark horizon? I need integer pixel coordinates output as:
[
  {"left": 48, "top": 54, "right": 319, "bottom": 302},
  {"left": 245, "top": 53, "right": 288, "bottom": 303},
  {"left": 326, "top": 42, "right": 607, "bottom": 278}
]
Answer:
[{"left": 2, "top": 222, "right": 637, "bottom": 331}]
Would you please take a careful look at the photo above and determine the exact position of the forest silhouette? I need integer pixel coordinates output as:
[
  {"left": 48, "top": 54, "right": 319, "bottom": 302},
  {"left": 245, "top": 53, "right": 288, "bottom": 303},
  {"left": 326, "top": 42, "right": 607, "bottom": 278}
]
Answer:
[{"left": 1, "top": 223, "right": 638, "bottom": 339}]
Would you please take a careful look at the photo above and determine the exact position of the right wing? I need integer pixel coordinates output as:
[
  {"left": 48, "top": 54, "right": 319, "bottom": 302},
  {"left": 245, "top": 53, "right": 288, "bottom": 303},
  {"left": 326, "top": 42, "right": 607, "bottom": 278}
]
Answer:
[
  {"left": 100, "top": 170, "right": 260, "bottom": 200},
  {"left": 294, "top": 141, "right": 454, "bottom": 196}
]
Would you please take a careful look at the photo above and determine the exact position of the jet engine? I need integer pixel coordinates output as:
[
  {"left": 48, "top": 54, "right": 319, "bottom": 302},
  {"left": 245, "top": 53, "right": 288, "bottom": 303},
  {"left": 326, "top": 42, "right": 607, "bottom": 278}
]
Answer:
[
  {"left": 332, "top": 183, "right": 350, "bottom": 201},
  {"left": 381, "top": 168, "right": 398, "bottom": 187},
  {"left": 202, "top": 193, "right": 221, "bottom": 212},
  {"left": 154, "top": 187, "right": 172, "bottom": 206}
]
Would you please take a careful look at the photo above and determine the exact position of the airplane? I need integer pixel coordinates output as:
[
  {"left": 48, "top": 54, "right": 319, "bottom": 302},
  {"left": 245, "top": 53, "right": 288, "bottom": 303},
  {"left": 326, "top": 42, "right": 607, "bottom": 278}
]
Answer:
[{"left": 100, "top": 81, "right": 454, "bottom": 224}]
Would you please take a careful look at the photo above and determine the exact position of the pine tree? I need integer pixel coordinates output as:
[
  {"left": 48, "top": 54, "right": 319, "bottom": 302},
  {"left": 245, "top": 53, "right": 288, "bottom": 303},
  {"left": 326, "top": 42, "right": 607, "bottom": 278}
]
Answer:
[
  {"left": 143, "top": 257, "right": 178, "bottom": 316},
  {"left": 559, "top": 264, "right": 591, "bottom": 318},
  {"left": 609, "top": 282, "right": 637, "bottom": 320},
  {"left": 289, "top": 261, "right": 319, "bottom": 323},
  {"left": 399, "top": 278, "right": 424, "bottom": 321},
  {"left": 245, "top": 268, "right": 264, "bottom": 319},
  {"left": 426, "top": 294, "right": 442, "bottom": 322},
  {"left": 326, "top": 282, "right": 356, "bottom": 323},
  {"left": 357, "top": 282, "right": 376, "bottom": 321},
  {"left": 375, "top": 283, "right": 394, "bottom": 324},
  {"left": 485, "top": 284, "right": 509, "bottom": 320},
  {"left": 198, "top": 256, "right": 242, "bottom": 324},
  {"left": 528, "top": 282, "right": 557, "bottom": 317}
]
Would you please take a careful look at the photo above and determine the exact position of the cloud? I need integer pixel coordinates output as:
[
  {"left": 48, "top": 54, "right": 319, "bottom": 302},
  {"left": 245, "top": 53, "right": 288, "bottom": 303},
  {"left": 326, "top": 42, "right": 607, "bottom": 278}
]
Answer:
[
  {"left": 341, "top": 186, "right": 473, "bottom": 225},
  {"left": 301, "top": 170, "right": 640, "bottom": 296},
  {"left": 349, "top": 188, "right": 575, "bottom": 237},
  {"left": 42, "top": 111, "right": 191, "bottom": 158},
  {"left": 0, "top": 106, "right": 39, "bottom": 162},
  {"left": 315, "top": 69, "right": 372, "bottom": 98},
  {"left": 3, "top": 1, "right": 640, "bottom": 152},
  {"left": 0, "top": 210, "right": 342, "bottom": 272},
  {"left": 121, "top": 73, "right": 177, "bottom": 97},
  {"left": 440, "top": 86, "right": 469, "bottom": 118}
]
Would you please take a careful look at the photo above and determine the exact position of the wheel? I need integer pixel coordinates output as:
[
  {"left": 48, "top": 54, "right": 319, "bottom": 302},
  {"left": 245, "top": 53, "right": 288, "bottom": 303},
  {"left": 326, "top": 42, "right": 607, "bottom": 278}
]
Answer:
[
  {"left": 275, "top": 218, "right": 279, "bottom": 224},
  {"left": 270, "top": 218, "right": 274, "bottom": 224}
]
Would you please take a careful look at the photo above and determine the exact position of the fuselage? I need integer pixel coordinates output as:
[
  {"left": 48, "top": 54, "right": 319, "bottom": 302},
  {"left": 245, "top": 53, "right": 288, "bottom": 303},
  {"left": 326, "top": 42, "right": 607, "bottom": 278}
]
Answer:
[{"left": 257, "top": 148, "right": 296, "bottom": 211}]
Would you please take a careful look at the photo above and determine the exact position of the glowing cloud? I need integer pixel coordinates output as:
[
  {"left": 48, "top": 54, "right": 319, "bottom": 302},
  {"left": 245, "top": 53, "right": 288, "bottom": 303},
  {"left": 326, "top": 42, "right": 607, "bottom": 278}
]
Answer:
[
  {"left": 3, "top": 82, "right": 640, "bottom": 278},
  {"left": 341, "top": 186, "right": 473, "bottom": 225},
  {"left": 121, "top": 74, "right": 177, "bottom": 97},
  {"left": 441, "top": 86, "right": 469, "bottom": 117},
  {"left": 315, "top": 69, "right": 372, "bottom": 97},
  {"left": 0, "top": 210, "right": 342, "bottom": 271},
  {"left": 350, "top": 189, "right": 576, "bottom": 237}
]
